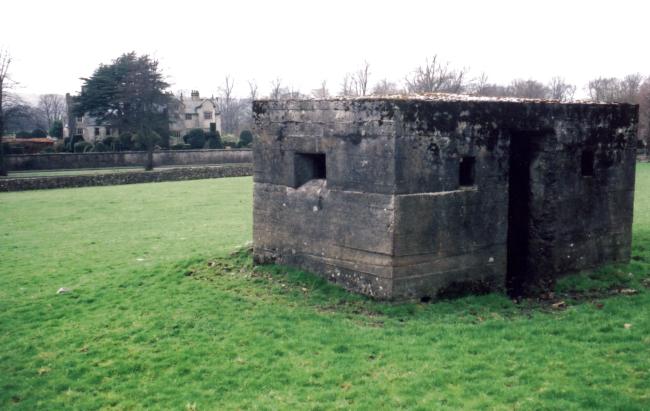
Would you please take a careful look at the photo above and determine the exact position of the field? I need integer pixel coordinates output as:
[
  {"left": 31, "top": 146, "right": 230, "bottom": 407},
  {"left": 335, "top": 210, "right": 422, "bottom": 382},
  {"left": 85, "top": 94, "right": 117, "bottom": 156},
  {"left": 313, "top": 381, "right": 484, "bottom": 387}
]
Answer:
[{"left": 0, "top": 167, "right": 649, "bottom": 410}]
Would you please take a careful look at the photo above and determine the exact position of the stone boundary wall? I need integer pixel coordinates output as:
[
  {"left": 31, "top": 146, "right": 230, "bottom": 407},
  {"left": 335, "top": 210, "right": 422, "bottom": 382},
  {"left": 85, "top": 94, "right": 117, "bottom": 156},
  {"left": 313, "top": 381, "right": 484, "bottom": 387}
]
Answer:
[
  {"left": 0, "top": 164, "right": 252, "bottom": 192},
  {"left": 6, "top": 149, "right": 252, "bottom": 171}
]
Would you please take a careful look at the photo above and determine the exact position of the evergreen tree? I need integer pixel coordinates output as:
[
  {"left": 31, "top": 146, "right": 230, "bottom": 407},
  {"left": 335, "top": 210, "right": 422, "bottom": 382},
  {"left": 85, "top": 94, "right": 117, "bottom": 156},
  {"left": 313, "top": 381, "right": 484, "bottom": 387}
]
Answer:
[
  {"left": 73, "top": 52, "right": 171, "bottom": 170},
  {"left": 49, "top": 120, "right": 63, "bottom": 138}
]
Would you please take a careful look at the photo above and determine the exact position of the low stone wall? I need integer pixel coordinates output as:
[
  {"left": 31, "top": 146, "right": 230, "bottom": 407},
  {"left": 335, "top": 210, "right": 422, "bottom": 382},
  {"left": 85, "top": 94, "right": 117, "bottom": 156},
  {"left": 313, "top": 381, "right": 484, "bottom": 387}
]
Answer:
[
  {"left": 6, "top": 149, "right": 252, "bottom": 171},
  {"left": 0, "top": 164, "right": 252, "bottom": 192}
]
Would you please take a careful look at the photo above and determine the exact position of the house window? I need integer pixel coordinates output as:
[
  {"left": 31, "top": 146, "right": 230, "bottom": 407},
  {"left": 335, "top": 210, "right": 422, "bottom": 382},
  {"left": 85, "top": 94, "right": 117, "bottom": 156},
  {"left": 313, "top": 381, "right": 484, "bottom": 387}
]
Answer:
[
  {"left": 76, "top": 128, "right": 83, "bottom": 135},
  {"left": 94, "top": 127, "right": 100, "bottom": 137},
  {"left": 204, "top": 111, "right": 213, "bottom": 120},
  {"left": 581, "top": 150, "right": 594, "bottom": 177},
  {"left": 106, "top": 127, "right": 112, "bottom": 136},
  {"left": 76, "top": 116, "right": 83, "bottom": 122},
  {"left": 185, "top": 114, "right": 193, "bottom": 120},
  {"left": 294, "top": 152, "right": 326, "bottom": 188},
  {"left": 459, "top": 156, "right": 476, "bottom": 187}
]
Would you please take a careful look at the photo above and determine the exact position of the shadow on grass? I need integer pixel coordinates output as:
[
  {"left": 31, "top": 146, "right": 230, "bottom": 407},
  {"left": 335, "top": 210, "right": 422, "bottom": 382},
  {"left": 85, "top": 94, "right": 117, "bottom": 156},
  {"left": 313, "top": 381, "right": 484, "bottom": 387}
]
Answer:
[{"left": 173, "top": 243, "right": 650, "bottom": 325}]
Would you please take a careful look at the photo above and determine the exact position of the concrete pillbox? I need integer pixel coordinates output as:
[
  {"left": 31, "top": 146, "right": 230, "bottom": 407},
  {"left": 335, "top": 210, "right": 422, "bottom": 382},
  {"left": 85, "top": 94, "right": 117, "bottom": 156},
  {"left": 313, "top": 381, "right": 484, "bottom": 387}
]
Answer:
[{"left": 252, "top": 95, "right": 638, "bottom": 300}]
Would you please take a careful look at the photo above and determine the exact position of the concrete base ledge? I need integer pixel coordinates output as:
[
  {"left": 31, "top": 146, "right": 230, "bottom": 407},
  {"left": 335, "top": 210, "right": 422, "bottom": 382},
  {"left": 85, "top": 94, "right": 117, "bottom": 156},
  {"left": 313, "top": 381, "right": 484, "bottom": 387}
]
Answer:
[{"left": 0, "top": 164, "right": 253, "bottom": 192}]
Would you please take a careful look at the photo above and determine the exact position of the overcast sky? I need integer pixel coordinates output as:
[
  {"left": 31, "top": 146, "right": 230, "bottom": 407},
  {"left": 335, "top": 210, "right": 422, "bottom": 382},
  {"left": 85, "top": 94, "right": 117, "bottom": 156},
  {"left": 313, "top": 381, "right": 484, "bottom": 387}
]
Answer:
[{"left": 2, "top": 0, "right": 648, "bottom": 100}]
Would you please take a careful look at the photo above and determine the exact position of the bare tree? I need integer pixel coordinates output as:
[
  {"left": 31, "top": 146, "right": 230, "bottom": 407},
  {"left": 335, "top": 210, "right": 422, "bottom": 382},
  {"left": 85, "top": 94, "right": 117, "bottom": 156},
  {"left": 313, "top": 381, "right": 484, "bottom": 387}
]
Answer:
[
  {"left": 372, "top": 78, "right": 401, "bottom": 95},
  {"left": 508, "top": 79, "right": 550, "bottom": 99},
  {"left": 469, "top": 74, "right": 511, "bottom": 97},
  {"left": 475, "top": 84, "right": 511, "bottom": 97},
  {"left": 282, "top": 86, "right": 307, "bottom": 100},
  {"left": 468, "top": 72, "right": 490, "bottom": 96},
  {"left": 619, "top": 73, "right": 644, "bottom": 104},
  {"left": 548, "top": 77, "right": 576, "bottom": 101},
  {"left": 340, "top": 73, "right": 357, "bottom": 97},
  {"left": 219, "top": 75, "right": 239, "bottom": 135},
  {"left": 405, "top": 55, "right": 468, "bottom": 94},
  {"left": 248, "top": 80, "right": 258, "bottom": 101},
  {"left": 4, "top": 99, "right": 47, "bottom": 132},
  {"left": 355, "top": 60, "right": 371, "bottom": 96},
  {"left": 0, "top": 49, "right": 15, "bottom": 176},
  {"left": 270, "top": 77, "right": 282, "bottom": 100},
  {"left": 587, "top": 75, "right": 643, "bottom": 103},
  {"left": 587, "top": 77, "right": 622, "bottom": 102},
  {"left": 38, "top": 94, "right": 65, "bottom": 128},
  {"left": 311, "top": 80, "right": 330, "bottom": 98}
]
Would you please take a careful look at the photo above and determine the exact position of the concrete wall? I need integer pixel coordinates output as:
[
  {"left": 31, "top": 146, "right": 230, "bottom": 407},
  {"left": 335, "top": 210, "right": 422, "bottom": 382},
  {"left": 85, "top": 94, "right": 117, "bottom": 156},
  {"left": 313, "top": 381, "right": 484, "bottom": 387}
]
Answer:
[
  {"left": 6, "top": 149, "right": 252, "bottom": 171},
  {"left": 252, "top": 97, "right": 638, "bottom": 300}
]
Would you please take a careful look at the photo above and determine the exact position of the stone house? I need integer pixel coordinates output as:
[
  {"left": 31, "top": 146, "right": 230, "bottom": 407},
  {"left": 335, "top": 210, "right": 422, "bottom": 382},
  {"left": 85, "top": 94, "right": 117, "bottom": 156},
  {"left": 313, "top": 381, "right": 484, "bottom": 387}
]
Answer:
[
  {"left": 64, "top": 90, "right": 221, "bottom": 144},
  {"left": 67, "top": 113, "right": 117, "bottom": 142},
  {"left": 168, "top": 90, "right": 221, "bottom": 144},
  {"left": 253, "top": 95, "right": 638, "bottom": 300}
]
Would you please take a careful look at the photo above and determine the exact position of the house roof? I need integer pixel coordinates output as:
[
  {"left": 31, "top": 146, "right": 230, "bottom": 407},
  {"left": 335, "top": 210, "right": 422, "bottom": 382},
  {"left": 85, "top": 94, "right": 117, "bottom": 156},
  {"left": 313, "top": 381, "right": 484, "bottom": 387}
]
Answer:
[
  {"left": 182, "top": 98, "right": 217, "bottom": 114},
  {"left": 9, "top": 138, "right": 54, "bottom": 144},
  {"left": 82, "top": 115, "right": 112, "bottom": 127}
]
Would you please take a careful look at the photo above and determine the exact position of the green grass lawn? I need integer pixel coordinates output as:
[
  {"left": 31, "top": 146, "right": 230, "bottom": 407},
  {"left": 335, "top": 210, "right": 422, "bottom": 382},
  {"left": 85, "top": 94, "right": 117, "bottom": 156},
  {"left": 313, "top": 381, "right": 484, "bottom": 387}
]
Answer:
[{"left": 1, "top": 169, "right": 649, "bottom": 410}]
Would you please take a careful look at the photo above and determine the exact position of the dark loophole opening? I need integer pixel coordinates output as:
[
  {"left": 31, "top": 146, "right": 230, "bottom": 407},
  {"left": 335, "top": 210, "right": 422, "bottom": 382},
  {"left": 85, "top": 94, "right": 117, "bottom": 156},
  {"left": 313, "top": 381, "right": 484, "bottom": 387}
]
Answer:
[
  {"left": 294, "top": 152, "right": 326, "bottom": 188},
  {"left": 459, "top": 156, "right": 476, "bottom": 187},
  {"left": 581, "top": 150, "right": 594, "bottom": 177},
  {"left": 420, "top": 295, "right": 432, "bottom": 304}
]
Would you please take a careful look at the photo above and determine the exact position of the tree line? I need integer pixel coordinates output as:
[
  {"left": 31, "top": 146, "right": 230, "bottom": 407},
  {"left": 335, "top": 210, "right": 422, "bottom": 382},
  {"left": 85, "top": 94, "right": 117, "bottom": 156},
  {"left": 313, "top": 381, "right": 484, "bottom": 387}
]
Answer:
[
  {"left": 1, "top": 49, "right": 649, "bottom": 175},
  {"left": 217, "top": 56, "right": 649, "bottom": 149}
]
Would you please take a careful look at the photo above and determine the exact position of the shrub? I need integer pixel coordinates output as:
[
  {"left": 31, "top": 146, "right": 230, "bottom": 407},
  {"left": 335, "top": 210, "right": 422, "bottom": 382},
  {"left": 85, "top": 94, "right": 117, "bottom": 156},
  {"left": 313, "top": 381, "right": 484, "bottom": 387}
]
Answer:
[
  {"left": 67, "top": 135, "right": 85, "bottom": 152},
  {"left": 132, "top": 130, "right": 161, "bottom": 151},
  {"left": 15, "top": 130, "right": 31, "bottom": 139},
  {"left": 73, "top": 141, "right": 93, "bottom": 153},
  {"left": 54, "top": 141, "right": 67, "bottom": 152},
  {"left": 92, "top": 142, "right": 110, "bottom": 152},
  {"left": 157, "top": 131, "right": 170, "bottom": 149},
  {"left": 183, "top": 129, "right": 206, "bottom": 149},
  {"left": 102, "top": 136, "right": 119, "bottom": 151},
  {"left": 31, "top": 128, "right": 47, "bottom": 138},
  {"left": 118, "top": 133, "right": 133, "bottom": 151},
  {"left": 238, "top": 130, "right": 253, "bottom": 147},
  {"left": 41, "top": 147, "right": 56, "bottom": 153},
  {"left": 222, "top": 141, "right": 238, "bottom": 149},
  {"left": 49, "top": 120, "right": 64, "bottom": 139},
  {"left": 206, "top": 131, "right": 222, "bottom": 149},
  {"left": 170, "top": 143, "right": 191, "bottom": 150}
]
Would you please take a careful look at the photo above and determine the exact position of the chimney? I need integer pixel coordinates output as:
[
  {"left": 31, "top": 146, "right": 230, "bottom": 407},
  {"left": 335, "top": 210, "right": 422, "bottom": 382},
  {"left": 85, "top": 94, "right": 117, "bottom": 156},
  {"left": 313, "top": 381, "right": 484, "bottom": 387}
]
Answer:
[{"left": 191, "top": 90, "right": 200, "bottom": 100}]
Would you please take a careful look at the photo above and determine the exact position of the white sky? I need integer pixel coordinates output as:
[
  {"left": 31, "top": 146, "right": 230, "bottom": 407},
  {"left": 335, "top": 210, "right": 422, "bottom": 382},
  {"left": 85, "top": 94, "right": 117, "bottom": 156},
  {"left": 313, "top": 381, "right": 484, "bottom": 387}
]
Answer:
[{"left": 2, "top": 0, "right": 649, "bottom": 99}]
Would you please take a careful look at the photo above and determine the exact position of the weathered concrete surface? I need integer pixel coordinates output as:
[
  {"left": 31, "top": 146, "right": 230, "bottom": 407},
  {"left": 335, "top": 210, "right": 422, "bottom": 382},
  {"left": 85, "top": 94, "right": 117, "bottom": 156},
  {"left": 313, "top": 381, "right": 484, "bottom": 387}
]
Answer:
[
  {"left": 0, "top": 164, "right": 252, "bottom": 192},
  {"left": 6, "top": 149, "right": 252, "bottom": 171},
  {"left": 252, "top": 95, "right": 638, "bottom": 300}
]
